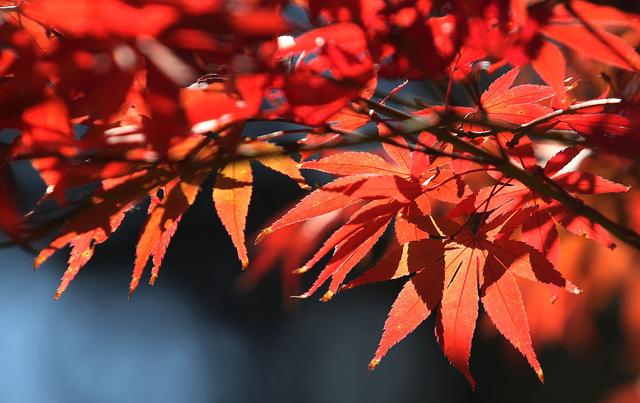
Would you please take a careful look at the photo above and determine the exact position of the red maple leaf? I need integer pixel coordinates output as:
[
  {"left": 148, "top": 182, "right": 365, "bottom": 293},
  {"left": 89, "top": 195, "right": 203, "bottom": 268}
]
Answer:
[
  {"left": 349, "top": 211, "right": 580, "bottom": 387},
  {"left": 260, "top": 134, "right": 467, "bottom": 301}
]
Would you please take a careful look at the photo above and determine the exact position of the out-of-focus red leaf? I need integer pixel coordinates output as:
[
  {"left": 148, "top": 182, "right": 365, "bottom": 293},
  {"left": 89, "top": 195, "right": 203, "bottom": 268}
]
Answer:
[
  {"left": 560, "top": 0, "right": 640, "bottom": 35},
  {"left": 14, "top": 99, "right": 74, "bottom": 156},
  {"left": 510, "top": 0, "right": 528, "bottom": 28},
  {"left": 378, "top": 11, "right": 455, "bottom": 79},
  {"left": 0, "top": 150, "right": 22, "bottom": 238},
  {"left": 307, "top": 0, "right": 385, "bottom": 28},
  {"left": 181, "top": 74, "right": 268, "bottom": 135},
  {"left": 273, "top": 23, "right": 374, "bottom": 126},
  {"left": 22, "top": 0, "right": 179, "bottom": 39},
  {"left": 531, "top": 41, "right": 569, "bottom": 106},
  {"left": 542, "top": 24, "right": 640, "bottom": 71}
]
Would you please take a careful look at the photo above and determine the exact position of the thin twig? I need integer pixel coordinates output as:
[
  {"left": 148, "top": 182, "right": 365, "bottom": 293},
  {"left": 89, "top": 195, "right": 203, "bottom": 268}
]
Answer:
[
  {"left": 507, "top": 97, "right": 623, "bottom": 147},
  {"left": 358, "top": 99, "right": 640, "bottom": 250},
  {"left": 522, "top": 98, "right": 622, "bottom": 129}
]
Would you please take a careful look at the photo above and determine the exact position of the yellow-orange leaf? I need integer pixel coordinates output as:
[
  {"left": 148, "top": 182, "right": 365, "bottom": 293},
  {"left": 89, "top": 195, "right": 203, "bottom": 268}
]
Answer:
[{"left": 213, "top": 160, "right": 253, "bottom": 268}]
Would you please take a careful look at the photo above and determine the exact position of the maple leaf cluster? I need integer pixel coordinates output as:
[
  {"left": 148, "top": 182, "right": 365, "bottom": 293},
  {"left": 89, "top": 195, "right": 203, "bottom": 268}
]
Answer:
[{"left": 1, "top": 0, "right": 640, "bottom": 388}]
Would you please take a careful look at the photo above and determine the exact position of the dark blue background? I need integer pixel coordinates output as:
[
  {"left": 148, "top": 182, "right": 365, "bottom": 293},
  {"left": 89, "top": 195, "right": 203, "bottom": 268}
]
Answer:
[{"left": 0, "top": 159, "right": 633, "bottom": 403}]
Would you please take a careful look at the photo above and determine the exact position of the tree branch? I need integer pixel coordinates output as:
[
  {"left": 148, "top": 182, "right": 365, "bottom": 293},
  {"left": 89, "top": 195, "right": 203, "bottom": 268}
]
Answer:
[{"left": 362, "top": 99, "right": 640, "bottom": 251}]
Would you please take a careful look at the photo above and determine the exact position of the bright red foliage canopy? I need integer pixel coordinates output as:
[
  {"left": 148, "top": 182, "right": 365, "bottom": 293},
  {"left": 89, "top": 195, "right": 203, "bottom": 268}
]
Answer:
[{"left": 1, "top": 0, "right": 640, "bottom": 388}]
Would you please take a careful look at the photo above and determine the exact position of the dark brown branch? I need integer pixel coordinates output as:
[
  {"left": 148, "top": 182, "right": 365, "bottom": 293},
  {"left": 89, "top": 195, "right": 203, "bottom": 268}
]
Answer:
[{"left": 362, "top": 100, "right": 640, "bottom": 251}]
